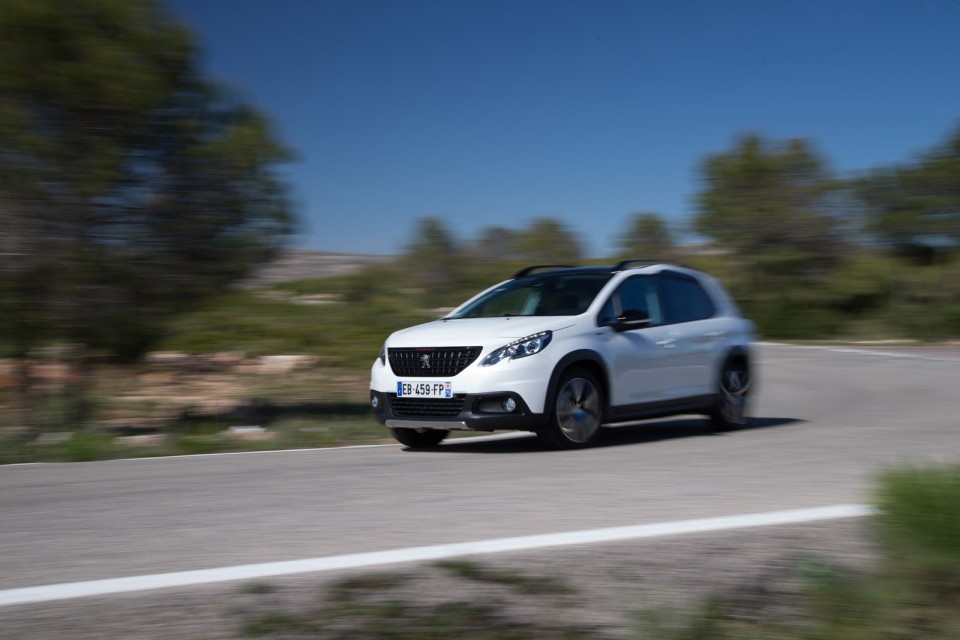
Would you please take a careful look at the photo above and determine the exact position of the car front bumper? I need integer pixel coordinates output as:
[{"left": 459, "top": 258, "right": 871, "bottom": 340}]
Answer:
[
  {"left": 370, "top": 389, "right": 546, "bottom": 431},
  {"left": 369, "top": 344, "right": 560, "bottom": 431}
]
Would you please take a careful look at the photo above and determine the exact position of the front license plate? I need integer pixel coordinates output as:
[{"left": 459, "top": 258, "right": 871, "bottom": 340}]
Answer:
[{"left": 397, "top": 381, "right": 453, "bottom": 398}]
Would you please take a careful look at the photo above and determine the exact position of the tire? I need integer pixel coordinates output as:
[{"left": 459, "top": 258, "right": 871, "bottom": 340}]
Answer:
[
  {"left": 709, "top": 355, "right": 751, "bottom": 431},
  {"left": 390, "top": 427, "right": 449, "bottom": 448},
  {"left": 539, "top": 367, "right": 605, "bottom": 449}
]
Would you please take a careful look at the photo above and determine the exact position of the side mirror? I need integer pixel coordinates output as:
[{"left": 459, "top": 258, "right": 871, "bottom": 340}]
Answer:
[{"left": 614, "top": 309, "right": 651, "bottom": 331}]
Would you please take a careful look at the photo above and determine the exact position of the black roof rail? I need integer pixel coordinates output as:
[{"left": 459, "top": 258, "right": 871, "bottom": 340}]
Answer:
[
  {"left": 613, "top": 258, "right": 684, "bottom": 272},
  {"left": 512, "top": 264, "right": 577, "bottom": 278}
]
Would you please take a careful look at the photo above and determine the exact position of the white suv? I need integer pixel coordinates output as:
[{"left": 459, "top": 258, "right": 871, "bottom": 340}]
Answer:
[{"left": 370, "top": 261, "right": 755, "bottom": 449}]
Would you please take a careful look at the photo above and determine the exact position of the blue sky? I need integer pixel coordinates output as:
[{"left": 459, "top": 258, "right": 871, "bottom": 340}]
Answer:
[{"left": 169, "top": 0, "right": 960, "bottom": 256}]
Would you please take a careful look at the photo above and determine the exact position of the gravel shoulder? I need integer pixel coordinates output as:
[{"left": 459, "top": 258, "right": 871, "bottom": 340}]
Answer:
[{"left": 0, "top": 517, "right": 875, "bottom": 639}]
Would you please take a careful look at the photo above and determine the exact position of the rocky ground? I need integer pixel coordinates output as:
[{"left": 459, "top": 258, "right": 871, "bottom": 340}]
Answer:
[{"left": 243, "top": 250, "right": 392, "bottom": 287}]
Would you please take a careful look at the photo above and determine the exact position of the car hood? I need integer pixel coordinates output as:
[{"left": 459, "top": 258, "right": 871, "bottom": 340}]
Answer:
[{"left": 387, "top": 316, "right": 575, "bottom": 346}]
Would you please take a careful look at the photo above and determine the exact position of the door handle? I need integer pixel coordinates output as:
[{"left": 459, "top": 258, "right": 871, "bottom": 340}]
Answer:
[
  {"left": 656, "top": 338, "right": 676, "bottom": 348},
  {"left": 694, "top": 331, "right": 725, "bottom": 342}
]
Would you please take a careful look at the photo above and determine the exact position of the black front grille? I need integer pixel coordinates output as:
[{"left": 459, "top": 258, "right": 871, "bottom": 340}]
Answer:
[
  {"left": 388, "top": 347, "right": 482, "bottom": 377},
  {"left": 388, "top": 395, "right": 467, "bottom": 418}
]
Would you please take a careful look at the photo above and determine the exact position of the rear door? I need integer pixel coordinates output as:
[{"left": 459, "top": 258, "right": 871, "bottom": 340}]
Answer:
[{"left": 655, "top": 271, "right": 725, "bottom": 397}]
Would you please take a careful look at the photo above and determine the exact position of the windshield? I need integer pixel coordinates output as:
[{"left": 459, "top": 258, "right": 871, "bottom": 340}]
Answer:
[{"left": 448, "top": 273, "right": 613, "bottom": 318}]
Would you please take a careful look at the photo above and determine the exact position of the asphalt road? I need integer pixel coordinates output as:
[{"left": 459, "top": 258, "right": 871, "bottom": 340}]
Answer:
[{"left": 2, "top": 343, "right": 959, "bottom": 595}]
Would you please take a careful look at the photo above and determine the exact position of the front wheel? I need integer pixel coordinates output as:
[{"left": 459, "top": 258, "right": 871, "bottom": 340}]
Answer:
[
  {"left": 709, "top": 356, "right": 751, "bottom": 431},
  {"left": 538, "top": 367, "right": 605, "bottom": 449},
  {"left": 390, "top": 427, "right": 449, "bottom": 448}
]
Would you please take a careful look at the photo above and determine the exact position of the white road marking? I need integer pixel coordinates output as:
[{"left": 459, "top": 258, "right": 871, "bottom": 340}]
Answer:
[
  {"left": 0, "top": 503, "right": 872, "bottom": 607},
  {"left": 123, "top": 443, "right": 399, "bottom": 460},
  {"left": 0, "top": 433, "right": 531, "bottom": 468},
  {"left": 758, "top": 342, "right": 960, "bottom": 362},
  {"left": 0, "top": 445, "right": 396, "bottom": 467}
]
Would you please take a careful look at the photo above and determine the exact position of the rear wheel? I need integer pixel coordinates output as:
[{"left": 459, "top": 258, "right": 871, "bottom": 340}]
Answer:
[
  {"left": 709, "top": 356, "right": 751, "bottom": 431},
  {"left": 390, "top": 427, "right": 449, "bottom": 448},
  {"left": 539, "top": 367, "right": 604, "bottom": 449}
]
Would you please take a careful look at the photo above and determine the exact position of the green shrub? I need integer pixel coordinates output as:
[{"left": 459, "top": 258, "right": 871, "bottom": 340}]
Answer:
[
  {"left": 56, "top": 430, "right": 116, "bottom": 462},
  {"left": 434, "top": 560, "right": 574, "bottom": 596},
  {"left": 874, "top": 464, "right": 960, "bottom": 588},
  {"left": 633, "top": 463, "right": 960, "bottom": 640},
  {"left": 172, "top": 435, "right": 224, "bottom": 456}
]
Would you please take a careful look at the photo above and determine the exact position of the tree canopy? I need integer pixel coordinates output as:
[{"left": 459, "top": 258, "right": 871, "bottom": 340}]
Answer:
[
  {"left": 618, "top": 212, "right": 675, "bottom": 260},
  {"left": 0, "top": 0, "right": 295, "bottom": 358},
  {"left": 694, "top": 134, "right": 846, "bottom": 275},
  {"left": 859, "top": 124, "right": 960, "bottom": 260},
  {"left": 512, "top": 217, "right": 583, "bottom": 264},
  {"left": 403, "top": 217, "right": 463, "bottom": 297}
]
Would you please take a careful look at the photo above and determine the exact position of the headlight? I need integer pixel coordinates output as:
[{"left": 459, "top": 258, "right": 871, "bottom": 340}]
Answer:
[
  {"left": 378, "top": 343, "right": 387, "bottom": 365},
  {"left": 481, "top": 331, "right": 552, "bottom": 366}
]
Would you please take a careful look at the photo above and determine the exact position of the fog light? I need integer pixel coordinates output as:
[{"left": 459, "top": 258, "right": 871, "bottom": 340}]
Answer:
[
  {"left": 502, "top": 397, "right": 517, "bottom": 412},
  {"left": 371, "top": 395, "right": 380, "bottom": 409}
]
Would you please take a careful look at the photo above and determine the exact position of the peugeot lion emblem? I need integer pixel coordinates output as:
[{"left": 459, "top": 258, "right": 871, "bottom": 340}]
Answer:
[{"left": 419, "top": 354, "right": 431, "bottom": 369}]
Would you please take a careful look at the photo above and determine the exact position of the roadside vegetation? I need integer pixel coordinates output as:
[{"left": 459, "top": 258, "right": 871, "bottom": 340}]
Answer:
[
  {"left": 228, "top": 464, "right": 960, "bottom": 639},
  {"left": 637, "top": 464, "right": 960, "bottom": 640}
]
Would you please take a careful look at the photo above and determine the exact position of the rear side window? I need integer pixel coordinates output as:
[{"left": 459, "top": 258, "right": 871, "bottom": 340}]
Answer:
[{"left": 658, "top": 274, "right": 715, "bottom": 323}]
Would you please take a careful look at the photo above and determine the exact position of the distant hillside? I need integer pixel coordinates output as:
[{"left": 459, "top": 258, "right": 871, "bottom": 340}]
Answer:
[{"left": 245, "top": 250, "right": 394, "bottom": 286}]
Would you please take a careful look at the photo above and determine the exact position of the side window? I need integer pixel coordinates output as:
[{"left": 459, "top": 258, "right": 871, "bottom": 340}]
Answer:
[
  {"left": 659, "top": 274, "right": 716, "bottom": 324},
  {"left": 598, "top": 276, "right": 663, "bottom": 326},
  {"left": 597, "top": 296, "right": 617, "bottom": 326},
  {"left": 618, "top": 276, "right": 651, "bottom": 319}
]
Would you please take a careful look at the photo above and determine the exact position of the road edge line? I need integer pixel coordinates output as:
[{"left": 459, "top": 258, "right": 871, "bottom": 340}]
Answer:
[{"left": 0, "top": 503, "right": 873, "bottom": 607}]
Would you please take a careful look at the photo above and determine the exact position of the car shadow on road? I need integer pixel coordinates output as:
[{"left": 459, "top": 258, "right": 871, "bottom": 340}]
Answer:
[
  {"left": 422, "top": 416, "right": 804, "bottom": 454},
  {"left": 596, "top": 416, "right": 804, "bottom": 448}
]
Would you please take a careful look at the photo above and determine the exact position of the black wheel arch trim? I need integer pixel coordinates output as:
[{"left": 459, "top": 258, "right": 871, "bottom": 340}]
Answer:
[
  {"left": 544, "top": 350, "right": 611, "bottom": 420},
  {"left": 722, "top": 345, "right": 752, "bottom": 370}
]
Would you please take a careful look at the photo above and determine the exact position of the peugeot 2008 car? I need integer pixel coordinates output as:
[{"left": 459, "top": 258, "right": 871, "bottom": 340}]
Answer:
[{"left": 370, "top": 260, "right": 755, "bottom": 449}]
